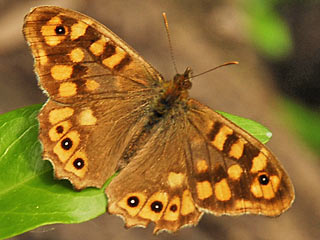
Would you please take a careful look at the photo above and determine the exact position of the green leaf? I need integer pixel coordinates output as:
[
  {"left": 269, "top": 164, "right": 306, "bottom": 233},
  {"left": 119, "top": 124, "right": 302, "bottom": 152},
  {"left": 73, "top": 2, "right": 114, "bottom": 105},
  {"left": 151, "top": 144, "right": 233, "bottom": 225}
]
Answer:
[
  {"left": 0, "top": 104, "right": 271, "bottom": 239},
  {"left": 218, "top": 111, "right": 272, "bottom": 144},
  {"left": 0, "top": 105, "right": 107, "bottom": 239}
]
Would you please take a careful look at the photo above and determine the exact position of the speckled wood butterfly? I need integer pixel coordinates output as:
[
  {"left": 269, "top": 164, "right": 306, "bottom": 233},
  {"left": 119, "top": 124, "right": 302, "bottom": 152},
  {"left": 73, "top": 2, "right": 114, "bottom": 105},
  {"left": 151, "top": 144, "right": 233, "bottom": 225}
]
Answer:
[{"left": 23, "top": 6, "right": 294, "bottom": 233}]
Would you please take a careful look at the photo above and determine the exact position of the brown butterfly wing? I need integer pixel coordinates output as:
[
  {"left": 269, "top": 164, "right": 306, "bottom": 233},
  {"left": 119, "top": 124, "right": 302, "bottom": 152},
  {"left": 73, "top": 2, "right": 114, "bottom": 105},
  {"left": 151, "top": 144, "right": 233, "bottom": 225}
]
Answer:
[
  {"left": 106, "top": 98, "right": 294, "bottom": 233},
  {"left": 38, "top": 95, "right": 153, "bottom": 189},
  {"left": 23, "top": 6, "right": 163, "bottom": 103},
  {"left": 186, "top": 99, "right": 295, "bottom": 216},
  {"left": 106, "top": 110, "right": 202, "bottom": 233},
  {"left": 23, "top": 6, "right": 161, "bottom": 189}
]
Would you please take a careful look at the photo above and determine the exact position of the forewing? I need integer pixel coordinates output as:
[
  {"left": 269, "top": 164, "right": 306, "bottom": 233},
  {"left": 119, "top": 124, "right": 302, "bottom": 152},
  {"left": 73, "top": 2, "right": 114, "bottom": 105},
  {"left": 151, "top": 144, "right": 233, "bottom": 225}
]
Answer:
[
  {"left": 185, "top": 99, "right": 295, "bottom": 216},
  {"left": 23, "top": 6, "right": 163, "bottom": 103},
  {"left": 23, "top": 6, "right": 161, "bottom": 189}
]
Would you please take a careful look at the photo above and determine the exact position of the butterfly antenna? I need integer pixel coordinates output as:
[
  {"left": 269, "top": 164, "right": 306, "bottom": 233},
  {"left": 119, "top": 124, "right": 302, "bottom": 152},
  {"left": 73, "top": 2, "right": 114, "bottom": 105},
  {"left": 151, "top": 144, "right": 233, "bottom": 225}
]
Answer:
[
  {"left": 192, "top": 61, "right": 239, "bottom": 79},
  {"left": 162, "top": 12, "right": 178, "bottom": 74}
]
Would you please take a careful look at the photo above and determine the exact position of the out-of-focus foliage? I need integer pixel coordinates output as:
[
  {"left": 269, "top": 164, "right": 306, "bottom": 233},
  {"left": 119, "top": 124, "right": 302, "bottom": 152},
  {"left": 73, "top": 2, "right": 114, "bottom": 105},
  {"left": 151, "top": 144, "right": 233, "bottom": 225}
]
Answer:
[
  {"left": 281, "top": 98, "right": 320, "bottom": 156},
  {"left": 244, "top": 0, "right": 293, "bottom": 60}
]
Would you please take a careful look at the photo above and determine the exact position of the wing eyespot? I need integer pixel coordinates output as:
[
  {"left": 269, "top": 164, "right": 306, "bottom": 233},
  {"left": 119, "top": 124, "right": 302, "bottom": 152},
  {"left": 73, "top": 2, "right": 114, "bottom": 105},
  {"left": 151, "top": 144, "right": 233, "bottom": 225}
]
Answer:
[
  {"left": 55, "top": 25, "right": 66, "bottom": 35},
  {"left": 127, "top": 196, "right": 140, "bottom": 208},
  {"left": 151, "top": 201, "right": 163, "bottom": 213},
  {"left": 61, "top": 137, "right": 72, "bottom": 150},
  {"left": 73, "top": 158, "right": 85, "bottom": 169},
  {"left": 169, "top": 204, "right": 178, "bottom": 212},
  {"left": 56, "top": 125, "right": 64, "bottom": 134},
  {"left": 258, "top": 173, "right": 270, "bottom": 185}
]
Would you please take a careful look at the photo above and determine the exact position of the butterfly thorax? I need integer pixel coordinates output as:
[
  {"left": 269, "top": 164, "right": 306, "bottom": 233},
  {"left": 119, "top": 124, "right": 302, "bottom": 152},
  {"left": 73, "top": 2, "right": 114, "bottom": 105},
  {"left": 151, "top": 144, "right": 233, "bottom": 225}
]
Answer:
[
  {"left": 153, "top": 67, "right": 192, "bottom": 117},
  {"left": 119, "top": 68, "right": 192, "bottom": 166}
]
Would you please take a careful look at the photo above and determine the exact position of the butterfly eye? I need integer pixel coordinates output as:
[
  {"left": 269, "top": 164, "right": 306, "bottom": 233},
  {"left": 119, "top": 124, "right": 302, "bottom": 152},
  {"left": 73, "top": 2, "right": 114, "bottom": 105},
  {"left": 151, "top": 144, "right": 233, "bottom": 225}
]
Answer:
[
  {"left": 258, "top": 173, "right": 270, "bottom": 185},
  {"left": 151, "top": 201, "right": 163, "bottom": 213},
  {"left": 182, "top": 80, "right": 192, "bottom": 90},
  {"left": 127, "top": 196, "right": 139, "bottom": 207},
  {"left": 73, "top": 158, "right": 85, "bottom": 169},
  {"left": 61, "top": 137, "right": 72, "bottom": 150},
  {"left": 55, "top": 25, "right": 66, "bottom": 35}
]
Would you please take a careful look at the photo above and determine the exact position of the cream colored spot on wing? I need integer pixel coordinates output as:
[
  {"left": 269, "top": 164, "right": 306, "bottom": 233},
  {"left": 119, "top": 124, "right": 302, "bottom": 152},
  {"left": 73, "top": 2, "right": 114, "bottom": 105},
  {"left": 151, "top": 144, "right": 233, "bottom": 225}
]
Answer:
[
  {"left": 250, "top": 152, "right": 267, "bottom": 173},
  {"left": 85, "top": 80, "right": 100, "bottom": 91},
  {"left": 59, "top": 82, "right": 77, "bottom": 97},
  {"left": 102, "top": 46, "right": 126, "bottom": 69},
  {"left": 41, "top": 16, "right": 66, "bottom": 46},
  {"left": 196, "top": 181, "right": 213, "bottom": 200},
  {"left": 214, "top": 178, "right": 231, "bottom": 201},
  {"left": 227, "top": 164, "right": 243, "bottom": 180},
  {"left": 139, "top": 192, "right": 168, "bottom": 221},
  {"left": 46, "top": 16, "right": 62, "bottom": 25},
  {"left": 78, "top": 109, "right": 97, "bottom": 126},
  {"left": 250, "top": 181, "right": 263, "bottom": 198},
  {"left": 49, "top": 107, "right": 74, "bottom": 125},
  {"left": 64, "top": 150, "right": 88, "bottom": 178},
  {"left": 196, "top": 160, "right": 208, "bottom": 173},
  {"left": 211, "top": 125, "right": 233, "bottom": 151},
  {"left": 89, "top": 37, "right": 107, "bottom": 56},
  {"left": 70, "top": 21, "right": 88, "bottom": 40},
  {"left": 167, "top": 172, "right": 185, "bottom": 188},
  {"left": 53, "top": 130, "right": 80, "bottom": 163},
  {"left": 250, "top": 174, "right": 280, "bottom": 199},
  {"left": 38, "top": 49, "right": 48, "bottom": 65},
  {"left": 51, "top": 65, "right": 73, "bottom": 81},
  {"left": 48, "top": 120, "right": 72, "bottom": 142},
  {"left": 229, "top": 138, "right": 246, "bottom": 159},
  {"left": 267, "top": 176, "right": 280, "bottom": 198},
  {"left": 181, "top": 189, "right": 195, "bottom": 216},
  {"left": 69, "top": 48, "right": 84, "bottom": 63},
  {"left": 118, "top": 192, "right": 147, "bottom": 217},
  {"left": 163, "top": 196, "right": 180, "bottom": 221}
]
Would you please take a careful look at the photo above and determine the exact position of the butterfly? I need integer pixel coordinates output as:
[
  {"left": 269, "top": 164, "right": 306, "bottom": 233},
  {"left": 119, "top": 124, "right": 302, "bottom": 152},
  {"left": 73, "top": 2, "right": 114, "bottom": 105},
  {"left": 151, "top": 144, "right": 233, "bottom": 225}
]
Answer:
[{"left": 23, "top": 6, "right": 294, "bottom": 233}]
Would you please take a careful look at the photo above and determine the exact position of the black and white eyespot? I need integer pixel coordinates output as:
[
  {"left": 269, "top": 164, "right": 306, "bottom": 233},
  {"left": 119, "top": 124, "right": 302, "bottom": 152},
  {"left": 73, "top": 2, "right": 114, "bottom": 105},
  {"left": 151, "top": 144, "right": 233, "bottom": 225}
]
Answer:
[
  {"left": 258, "top": 173, "right": 270, "bottom": 185},
  {"left": 127, "top": 196, "right": 139, "bottom": 208},
  {"left": 55, "top": 25, "right": 66, "bottom": 35},
  {"left": 61, "top": 137, "right": 72, "bottom": 150},
  {"left": 73, "top": 158, "right": 84, "bottom": 169},
  {"left": 151, "top": 201, "right": 163, "bottom": 213}
]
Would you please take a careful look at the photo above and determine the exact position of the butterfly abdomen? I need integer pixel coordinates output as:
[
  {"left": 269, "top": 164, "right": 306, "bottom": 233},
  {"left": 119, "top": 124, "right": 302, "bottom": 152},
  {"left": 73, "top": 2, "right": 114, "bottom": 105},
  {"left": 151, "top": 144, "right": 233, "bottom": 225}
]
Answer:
[
  {"left": 118, "top": 100, "right": 175, "bottom": 168},
  {"left": 118, "top": 74, "right": 192, "bottom": 168}
]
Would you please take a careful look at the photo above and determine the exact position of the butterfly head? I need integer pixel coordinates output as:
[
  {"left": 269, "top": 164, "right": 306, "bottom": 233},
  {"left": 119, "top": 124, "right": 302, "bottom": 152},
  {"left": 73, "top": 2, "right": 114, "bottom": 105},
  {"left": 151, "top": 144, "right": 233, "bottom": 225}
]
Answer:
[
  {"left": 153, "top": 67, "right": 193, "bottom": 117},
  {"left": 160, "top": 67, "right": 193, "bottom": 105},
  {"left": 173, "top": 67, "right": 193, "bottom": 91}
]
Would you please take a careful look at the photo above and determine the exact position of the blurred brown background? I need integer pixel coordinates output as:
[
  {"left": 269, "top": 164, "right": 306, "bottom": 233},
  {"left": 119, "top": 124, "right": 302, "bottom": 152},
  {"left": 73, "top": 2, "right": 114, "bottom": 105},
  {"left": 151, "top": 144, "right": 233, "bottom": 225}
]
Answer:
[{"left": 1, "top": 0, "right": 320, "bottom": 239}]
